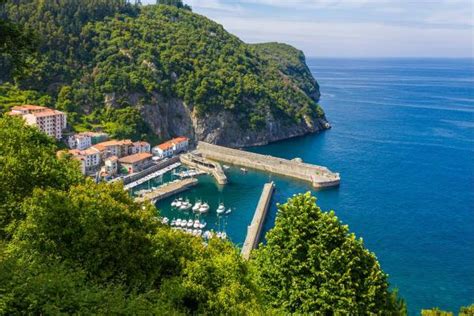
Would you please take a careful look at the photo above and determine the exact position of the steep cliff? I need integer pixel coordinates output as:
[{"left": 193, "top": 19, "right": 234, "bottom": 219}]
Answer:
[{"left": 1, "top": 2, "right": 329, "bottom": 147}]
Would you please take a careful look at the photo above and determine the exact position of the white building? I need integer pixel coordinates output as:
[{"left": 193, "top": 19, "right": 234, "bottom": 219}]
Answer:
[
  {"left": 130, "top": 141, "right": 151, "bottom": 154},
  {"left": 152, "top": 137, "right": 189, "bottom": 159},
  {"left": 10, "top": 105, "right": 67, "bottom": 140},
  {"left": 68, "top": 134, "right": 92, "bottom": 150},
  {"left": 68, "top": 148, "right": 100, "bottom": 175}
]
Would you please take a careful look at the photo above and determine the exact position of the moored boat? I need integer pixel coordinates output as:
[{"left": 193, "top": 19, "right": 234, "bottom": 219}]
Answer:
[
  {"left": 216, "top": 203, "right": 225, "bottom": 215},
  {"left": 199, "top": 203, "right": 209, "bottom": 214}
]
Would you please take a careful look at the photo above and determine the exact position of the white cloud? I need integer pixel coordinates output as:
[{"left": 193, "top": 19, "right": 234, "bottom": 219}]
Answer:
[{"left": 210, "top": 16, "right": 473, "bottom": 57}]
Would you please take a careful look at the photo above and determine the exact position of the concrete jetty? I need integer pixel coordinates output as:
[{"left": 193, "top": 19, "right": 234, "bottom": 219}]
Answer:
[
  {"left": 124, "top": 162, "right": 181, "bottom": 190},
  {"left": 180, "top": 153, "right": 227, "bottom": 185},
  {"left": 197, "top": 142, "right": 340, "bottom": 188},
  {"left": 135, "top": 178, "right": 198, "bottom": 204},
  {"left": 241, "top": 182, "right": 275, "bottom": 260}
]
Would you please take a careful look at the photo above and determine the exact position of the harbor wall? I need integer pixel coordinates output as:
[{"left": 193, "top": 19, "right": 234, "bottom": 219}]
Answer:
[
  {"left": 180, "top": 153, "right": 227, "bottom": 185},
  {"left": 196, "top": 142, "right": 340, "bottom": 188},
  {"left": 241, "top": 182, "right": 275, "bottom": 260}
]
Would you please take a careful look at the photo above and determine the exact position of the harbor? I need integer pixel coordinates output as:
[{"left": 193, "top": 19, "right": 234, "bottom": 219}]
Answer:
[
  {"left": 196, "top": 141, "right": 340, "bottom": 188},
  {"left": 241, "top": 182, "right": 275, "bottom": 259}
]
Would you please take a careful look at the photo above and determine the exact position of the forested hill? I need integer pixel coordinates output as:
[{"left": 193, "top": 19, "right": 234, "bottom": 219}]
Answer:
[{"left": 0, "top": 1, "right": 329, "bottom": 146}]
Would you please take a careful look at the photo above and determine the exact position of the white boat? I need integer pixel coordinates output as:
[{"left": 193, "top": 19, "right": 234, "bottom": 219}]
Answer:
[
  {"left": 176, "top": 219, "right": 182, "bottom": 226},
  {"left": 216, "top": 203, "right": 225, "bottom": 215},
  {"left": 187, "top": 219, "right": 193, "bottom": 228},
  {"left": 223, "top": 165, "right": 230, "bottom": 170},
  {"left": 180, "top": 200, "right": 192, "bottom": 211},
  {"left": 221, "top": 232, "right": 227, "bottom": 239},
  {"left": 193, "top": 220, "right": 200, "bottom": 229},
  {"left": 225, "top": 208, "right": 232, "bottom": 215},
  {"left": 175, "top": 198, "right": 183, "bottom": 208},
  {"left": 199, "top": 222, "right": 206, "bottom": 229},
  {"left": 162, "top": 217, "right": 169, "bottom": 225},
  {"left": 192, "top": 201, "right": 202, "bottom": 212},
  {"left": 240, "top": 168, "right": 247, "bottom": 173},
  {"left": 180, "top": 220, "right": 187, "bottom": 228},
  {"left": 216, "top": 232, "right": 222, "bottom": 238},
  {"left": 171, "top": 199, "right": 178, "bottom": 207},
  {"left": 199, "top": 203, "right": 210, "bottom": 214},
  {"left": 171, "top": 219, "right": 176, "bottom": 226}
]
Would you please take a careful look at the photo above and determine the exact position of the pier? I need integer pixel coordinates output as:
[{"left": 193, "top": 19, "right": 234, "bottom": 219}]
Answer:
[
  {"left": 197, "top": 142, "right": 340, "bottom": 188},
  {"left": 180, "top": 153, "right": 227, "bottom": 185},
  {"left": 241, "top": 181, "right": 275, "bottom": 260},
  {"left": 135, "top": 178, "right": 198, "bottom": 204},
  {"left": 123, "top": 162, "right": 181, "bottom": 190}
]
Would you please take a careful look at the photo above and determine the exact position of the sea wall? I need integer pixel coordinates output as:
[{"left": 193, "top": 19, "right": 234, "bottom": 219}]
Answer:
[{"left": 196, "top": 142, "right": 340, "bottom": 188}]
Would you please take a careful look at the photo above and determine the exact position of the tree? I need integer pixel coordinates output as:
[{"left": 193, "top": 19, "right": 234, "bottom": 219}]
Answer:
[
  {"left": 0, "top": 115, "right": 83, "bottom": 238},
  {"left": 421, "top": 308, "right": 453, "bottom": 316},
  {"left": 0, "top": 0, "right": 37, "bottom": 82},
  {"left": 157, "top": 0, "right": 191, "bottom": 10},
  {"left": 253, "top": 192, "right": 407, "bottom": 314},
  {"left": 460, "top": 304, "right": 474, "bottom": 316}
]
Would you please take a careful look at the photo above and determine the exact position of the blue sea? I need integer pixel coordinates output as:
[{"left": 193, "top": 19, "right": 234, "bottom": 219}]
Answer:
[{"left": 156, "top": 58, "right": 474, "bottom": 314}]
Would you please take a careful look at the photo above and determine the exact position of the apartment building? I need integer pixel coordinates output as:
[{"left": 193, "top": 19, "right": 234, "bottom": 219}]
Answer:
[{"left": 10, "top": 105, "right": 67, "bottom": 140}]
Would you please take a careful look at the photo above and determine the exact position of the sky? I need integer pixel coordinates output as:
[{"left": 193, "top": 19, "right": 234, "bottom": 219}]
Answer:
[{"left": 144, "top": 0, "right": 474, "bottom": 58}]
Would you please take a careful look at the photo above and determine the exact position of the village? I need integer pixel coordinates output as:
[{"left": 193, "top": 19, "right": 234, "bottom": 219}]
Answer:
[{"left": 9, "top": 105, "right": 189, "bottom": 181}]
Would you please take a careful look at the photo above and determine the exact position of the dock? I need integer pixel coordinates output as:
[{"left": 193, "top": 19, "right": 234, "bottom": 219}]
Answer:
[
  {"left": 196, "top": 142, "right": 340, "bottom": 188},
  {"left": 135, "top": 178, "right": 198, "bottom": 204},
  {"left": 241, "top": 181, "right": 275, "bottom": 260},
  {"left": 180, "top": 153, "right": 227, "bottom": 185},
  {"left": 123, "top": 162, "right": 181, "bottom": 190}
]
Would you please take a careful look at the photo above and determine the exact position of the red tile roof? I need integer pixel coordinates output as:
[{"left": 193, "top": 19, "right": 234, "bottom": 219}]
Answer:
[
  {"left": 156, "top": 137, "right": 189, "bottom": 150},
  {"left": 118, "top": 153, "right": 152, "bottom": 164},
  {"left": 11, "top": 105, "right": 47, "bottom": 111},
  {"left": 93, "top": 139, "right": 132, "bottom": 151}
]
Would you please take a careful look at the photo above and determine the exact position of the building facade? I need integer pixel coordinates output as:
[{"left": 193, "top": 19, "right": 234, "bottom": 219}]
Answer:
[
  {"left": 152, "top": 137, "right": 189, "bottom": 159},
  {"left": 10, "top": 105, "right": 67, "bottom": 140},
  {"left": 118, "top": 153, "right": 153, "bottom": 174},
  {"left": 130, "top": 141, "right": 151, "bottom": 154},
  {"left": 68, "top": 148, "right": 101, "bottom": 175}
]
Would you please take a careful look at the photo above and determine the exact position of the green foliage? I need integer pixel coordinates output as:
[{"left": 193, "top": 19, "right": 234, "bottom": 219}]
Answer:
[
  {"left": 1, "top": 1, "right": 324, "bottom": 137},
  {"left": 11, "top": 181, "right": 162, "bottom": 289},
  {"left": 253, "top": 192, "right": 407, "bottom": 315},
  {"left": 460, "top": 304, "right": 474, "bottom": 316},
  {"left": 0, "top": 115, "right": 83, "bottom": 238},
  {"left": 157, "top": 0, "right": 192, "bottom": 10},
  {"left": 0, "top": 83, "right": 53, "bottom": 113},
  {"left": 0, "top": 115, "right": 260, "bottom": 314},
  {"left": 421, "top": 308, "right": 454, "bottom": 316},
  {"left": 0, "top": 2, "right": 36, "bottom": 82}
]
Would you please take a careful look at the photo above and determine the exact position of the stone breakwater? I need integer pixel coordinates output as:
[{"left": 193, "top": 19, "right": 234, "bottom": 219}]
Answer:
[
  {"left": 241, "top": 182, "right": 275, "bottom": 260},
  {"left": 196, "top": 142, "right": 340, "bottom": 188}
]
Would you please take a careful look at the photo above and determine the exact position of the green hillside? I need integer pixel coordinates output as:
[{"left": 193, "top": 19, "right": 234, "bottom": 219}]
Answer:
[{"left": 0, "top": 1, "right": 326, "bottom": 144}]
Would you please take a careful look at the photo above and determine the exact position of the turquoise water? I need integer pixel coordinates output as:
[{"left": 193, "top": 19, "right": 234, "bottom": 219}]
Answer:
[{"left": 157, "top": 58, "right": 474, "bottom": 314}]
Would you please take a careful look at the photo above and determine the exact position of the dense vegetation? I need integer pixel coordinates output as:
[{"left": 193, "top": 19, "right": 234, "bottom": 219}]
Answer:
[
  {"left": 254, "top": 193, "right": 406, "bottom": 314},
  {"left": 0, "top": 114, "right": 409, "bottom": 314},
  {"left": 0, "top": 0, "right": 324, "bottom": 140}
]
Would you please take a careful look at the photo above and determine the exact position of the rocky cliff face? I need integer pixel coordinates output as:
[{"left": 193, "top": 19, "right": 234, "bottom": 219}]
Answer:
[{"left": 122, "top": 91, "right": 330, "bottom": 148}]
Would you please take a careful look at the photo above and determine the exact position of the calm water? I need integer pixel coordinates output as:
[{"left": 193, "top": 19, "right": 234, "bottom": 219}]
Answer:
[{"left": 157, "top": 58, "right": 474, "bottom": 314}]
